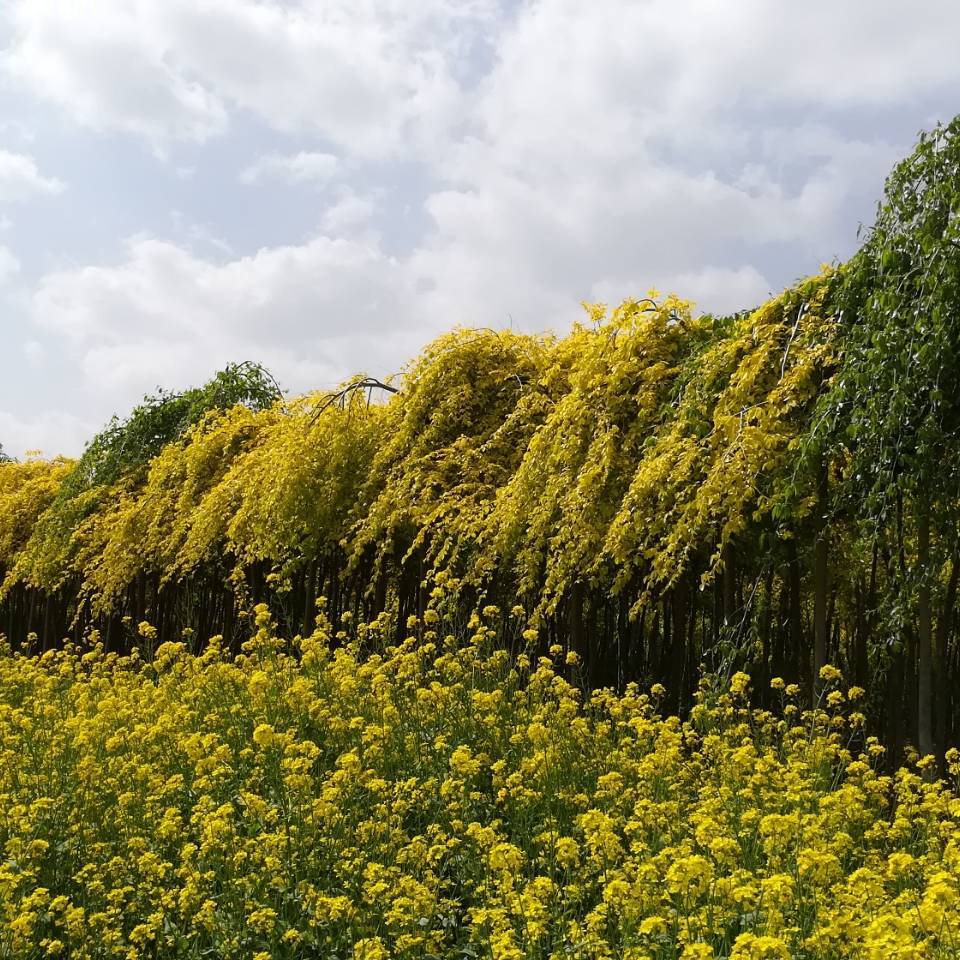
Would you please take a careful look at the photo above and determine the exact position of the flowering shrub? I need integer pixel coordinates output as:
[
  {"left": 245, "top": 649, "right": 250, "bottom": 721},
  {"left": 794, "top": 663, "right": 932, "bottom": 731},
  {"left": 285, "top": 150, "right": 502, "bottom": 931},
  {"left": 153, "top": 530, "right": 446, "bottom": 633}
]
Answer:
[{"left": 2, "top": 607, "right": 960, "bottom": 958}]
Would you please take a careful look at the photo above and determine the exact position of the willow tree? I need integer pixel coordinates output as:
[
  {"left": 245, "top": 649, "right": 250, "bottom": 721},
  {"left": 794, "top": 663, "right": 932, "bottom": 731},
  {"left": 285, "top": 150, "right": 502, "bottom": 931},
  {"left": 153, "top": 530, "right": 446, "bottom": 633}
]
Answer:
[
  {"left": 602, "top": 274, "right": 838, "bottom": 694},
  {"left": 347, "top": 328, "right": 553, "bottom": 625},
  {"left": 204, "top": 388, "right": 386, "bottom": 631},
  {"left": 70, "top": 404, "right": 270, "bottom": 619},
  {"left": 817, "top": 117, "right": 960, "bottom": 758},
  {"left": 1, "top": 363, "right": 282, "bottom": 637},
  {"left": 0, "top": 457, "right": 73, "bottom": 645},
  {"left": 467, "top": 295, "right": 705, "bottom": 685}
]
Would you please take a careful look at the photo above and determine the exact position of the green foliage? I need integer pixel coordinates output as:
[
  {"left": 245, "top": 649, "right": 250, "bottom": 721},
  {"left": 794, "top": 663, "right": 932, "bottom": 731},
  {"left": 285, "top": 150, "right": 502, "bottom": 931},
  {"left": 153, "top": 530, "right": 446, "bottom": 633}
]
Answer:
[
  {"left": 804, "top": 117, "right": 960, "bottom": 653},
  {"left": 823, "top": 117, "right": 960, "bottom": 520},
  {"left": 66, "top": 361, "right": 282, "bottom": 495}
]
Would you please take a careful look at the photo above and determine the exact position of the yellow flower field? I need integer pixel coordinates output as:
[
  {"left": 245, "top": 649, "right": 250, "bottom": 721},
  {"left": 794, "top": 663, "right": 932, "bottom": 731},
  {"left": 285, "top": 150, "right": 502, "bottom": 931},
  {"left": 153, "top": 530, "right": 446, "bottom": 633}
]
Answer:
[{"left": 2, "top": 606, "right": 959, "bottom": 959}]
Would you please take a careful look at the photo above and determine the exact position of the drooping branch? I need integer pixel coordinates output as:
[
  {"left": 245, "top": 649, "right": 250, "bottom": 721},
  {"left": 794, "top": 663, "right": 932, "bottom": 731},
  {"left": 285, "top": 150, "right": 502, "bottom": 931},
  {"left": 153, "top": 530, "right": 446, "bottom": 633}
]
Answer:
[{"left": 310, "top": 377, "right": 400, "bottom": 423}]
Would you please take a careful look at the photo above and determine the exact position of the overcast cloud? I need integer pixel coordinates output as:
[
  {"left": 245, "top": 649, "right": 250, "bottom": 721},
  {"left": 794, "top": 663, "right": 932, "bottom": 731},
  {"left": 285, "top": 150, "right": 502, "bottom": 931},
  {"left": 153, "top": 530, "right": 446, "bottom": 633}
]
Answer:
[{"left": 0, "top": 0, "right": 957, "bottom": 457}]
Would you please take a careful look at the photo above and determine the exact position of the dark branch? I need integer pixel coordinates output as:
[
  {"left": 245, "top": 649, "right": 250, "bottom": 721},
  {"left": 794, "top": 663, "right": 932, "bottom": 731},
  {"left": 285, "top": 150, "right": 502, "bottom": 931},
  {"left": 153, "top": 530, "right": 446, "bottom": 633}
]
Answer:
[{"left": 309, "top": 377, "right": 399, "bottom": 424}]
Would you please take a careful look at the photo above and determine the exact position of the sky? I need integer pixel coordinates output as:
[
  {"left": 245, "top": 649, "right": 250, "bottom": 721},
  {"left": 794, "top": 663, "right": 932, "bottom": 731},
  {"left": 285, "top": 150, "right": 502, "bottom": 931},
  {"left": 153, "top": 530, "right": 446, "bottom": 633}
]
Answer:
[{"left": 0, "top": 1, "right": 957, "bottom": 459}]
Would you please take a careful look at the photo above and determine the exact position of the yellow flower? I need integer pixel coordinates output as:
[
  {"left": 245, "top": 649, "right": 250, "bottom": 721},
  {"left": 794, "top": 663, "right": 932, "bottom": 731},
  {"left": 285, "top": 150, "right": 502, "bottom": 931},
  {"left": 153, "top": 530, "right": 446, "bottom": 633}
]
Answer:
[
  {"left": 730, "top": 933, "right": 791, "bottom": 959},
  {"left": 488, "top": 842, "right": 524, "bottom": 873},
  {"left": 666, "top": 855, "right": 713, "bottom": 898},
  {"left": 554, "top": 836, "right": 580, "bottom": 869},
  {"left": 353, "top": 938, "right": 389, "bottom": 960},
  {"left": 252, "top": 723, "right": 276, "bottom": 748},
  {"left": 638, "top": 915, "right": 668, "bottom": 936},
  {"left": 818, "top": 664, "right": 842, "bottom": 683},
  {"left": 449, "top": 745, "right": 482, "bottom": 778}
]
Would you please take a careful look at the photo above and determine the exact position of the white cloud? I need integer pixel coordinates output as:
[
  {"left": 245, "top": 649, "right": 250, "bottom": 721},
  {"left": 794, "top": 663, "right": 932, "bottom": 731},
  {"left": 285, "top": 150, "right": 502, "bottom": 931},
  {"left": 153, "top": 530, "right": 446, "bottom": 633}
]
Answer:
[
  {"left": 591, "top": 266, "right": 772, "bottom": 317},
  {"left": 0, "top": 149, "right": 64, "bottom": 202},
  {"left": 169, "top": 211, "right": 234, "bottom": 256},
  {"left": 0, "top": 245, "right": 20, "bottom": 284},
  {"left": 4, "top": 2, "right": 227, "bottom": 150},
  {"left": 5, "top": 0, "right": 960, "bottom": 460},
  {"left": 239, "top": 151, "right": 338, "bottom": 187},
  {"left": 473, "top": 0, "right": 960, "bottom": 155},
  {"left": 319, "top": 192, "right": 379, "bottom": 237},
  {"left": 4, "top": 0, "right": 501, "bottom": 156},
  {"left": 23, "top": 340, "right": 46, "bottom": 366},
  {"left": 5, "top": 0, "right": 958, "bottom": 167},
  {"left": 407, "top": 149, "right": 856, "bottom": 333},
  {"left": 406, "top": 0, "right": 943, "bottom": 327},
  {"left": 30, "top": 233, "right": 435, "bottom": 404},
  {"left": 0, "top": 409, "right": 94, "bottom": 460},
  {"left": 661, "top": 267, "right": 773, "bottom": 317}
]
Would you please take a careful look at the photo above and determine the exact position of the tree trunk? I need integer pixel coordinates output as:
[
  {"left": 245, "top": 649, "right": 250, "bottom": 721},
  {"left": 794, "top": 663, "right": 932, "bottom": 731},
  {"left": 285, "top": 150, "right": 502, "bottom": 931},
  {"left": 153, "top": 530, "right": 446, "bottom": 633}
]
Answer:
[
  {"left": 887, "top": 643, "right": 906, "bottom": 761},
  {"left": 671, "top": 577, "right": 688, "bottom": 713},
  {"left": 813, "top": 458, "right": 829, "bottom": 701},
  {"left": 722, "top": 541, "right": 736, "bottom": 630},
  {"left": 918, "top": 507, "right": 933, "bottom": 759},
  {"left": 760, "top": 566, "right": 774, "bottom": 704},
  {"left": 568, "top": 582, "right": 586, "bottom": 679},
  {"left": 935, "top": 553, "right": 960, "bottom": 757},
  {"left": 787, "top": 539, "right": 803, "bottom": 686}
]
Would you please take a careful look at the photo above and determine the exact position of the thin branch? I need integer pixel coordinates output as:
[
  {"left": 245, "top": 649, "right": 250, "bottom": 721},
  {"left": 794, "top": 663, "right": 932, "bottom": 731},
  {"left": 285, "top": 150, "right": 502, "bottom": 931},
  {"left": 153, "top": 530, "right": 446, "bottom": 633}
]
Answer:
[
  {"left": 309, "top": 377, "right": 399, "bottom": 424},
  {"left": 234, "top": 360, "right": 285, "bottom": 403},
  {"left": 781, "top": 302, "right": 807, "bottom": 379}
]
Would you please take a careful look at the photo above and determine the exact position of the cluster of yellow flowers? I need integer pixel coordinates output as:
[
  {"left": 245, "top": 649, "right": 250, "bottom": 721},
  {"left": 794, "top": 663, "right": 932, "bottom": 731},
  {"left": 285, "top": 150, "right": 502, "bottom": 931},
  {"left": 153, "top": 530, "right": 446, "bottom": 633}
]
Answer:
[{"left": 2, "top": 607, "right": 959, "bottom": 959}]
